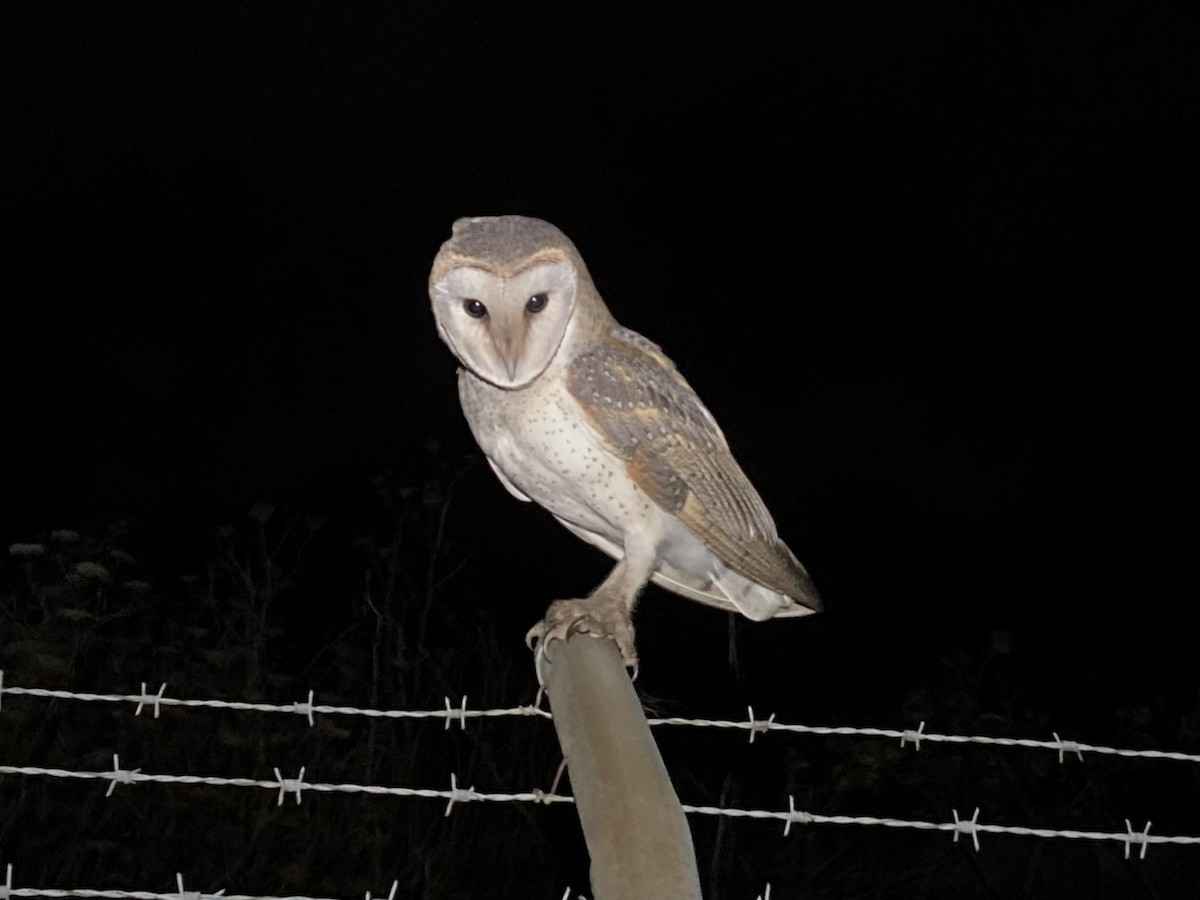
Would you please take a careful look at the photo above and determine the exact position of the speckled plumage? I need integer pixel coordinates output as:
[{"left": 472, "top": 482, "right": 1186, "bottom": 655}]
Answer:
[{"left": 429, "top": 215, "right": 821, "bottom": 664}]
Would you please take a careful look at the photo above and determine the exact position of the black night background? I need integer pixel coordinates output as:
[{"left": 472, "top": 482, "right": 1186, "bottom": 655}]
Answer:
[{"left": 1, "top": 3, "right": 1196, "bottom": 898}]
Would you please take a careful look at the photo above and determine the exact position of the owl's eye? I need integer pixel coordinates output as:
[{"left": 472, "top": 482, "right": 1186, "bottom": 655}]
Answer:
[
  {"left": 526, "top": 292, "right": 549, "bottom": 314},
  {"left": 463, "top": 298, "right": 488, "bottom": 318}
]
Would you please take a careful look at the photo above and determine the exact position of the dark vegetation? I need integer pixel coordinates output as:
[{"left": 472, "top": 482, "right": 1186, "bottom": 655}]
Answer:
[{"left": 2, "top": 460, "right": 1198, "bottom": 899}]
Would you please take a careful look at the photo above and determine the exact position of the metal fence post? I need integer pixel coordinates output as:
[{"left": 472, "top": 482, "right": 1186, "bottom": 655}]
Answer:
[{"left": 541, "top": 633, "right": 703, "bottom": 900}]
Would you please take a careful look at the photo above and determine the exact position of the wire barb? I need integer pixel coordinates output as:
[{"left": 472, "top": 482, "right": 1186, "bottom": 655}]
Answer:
[
  {"left": 444, "top": 773, "right": 479, "bottom": 816},
  {"left": 444, "top": 695, "right": 468, "bottom": 731},
  {"left": 175, "top": 872, "right": 225, "bottom": 900},
  {"left": 901, "top": 721, "right": 926, "bottom": 751},
  {"left": 1053, "top": 732, "right": 1084, "bottom": 763},
  {"left": 782, "top": 795, "right": 814, "bottom": 836},
  {"left": 1, "top": 862, "right": 12, "bottom": 900},
  {"left": 746, "top": 706, "right": 776, "bottom": 744},
  {"left": 273, "top": 766, "right": 307, "bottom": 806},
  {"left": 135, "top": 682, "right": 168, "bottom": 718},
  {"left": 1123, "top": 819, "right": 1152, "bottom": 860},
  {"left": 364, "top": 879, "right": 398, "bottom": 900},
  {"left": 952, "top": 807, "right": 982, "bottom": 851},
  {"left": 292, "top": 690, "right": 316, "bottom": 726},
  {"left": 103, "top": 754, "right": 141, "bottom": 797}
]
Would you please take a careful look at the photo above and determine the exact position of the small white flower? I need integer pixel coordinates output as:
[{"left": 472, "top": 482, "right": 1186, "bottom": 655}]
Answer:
[
  {"left": 73, "top": 561, "right": 111, "bottom": 581},
  {"left": 249, "top": 502, "right": 275, "bottom": 523},
  {"left": 50, "top": 529, "right": 81, "bottom": 543},
  {"left": 56, "top": 608, "right": 94, "bottom": 622},
  {"left": 8, "top": 543, "right": 46, "bottom": 557}
]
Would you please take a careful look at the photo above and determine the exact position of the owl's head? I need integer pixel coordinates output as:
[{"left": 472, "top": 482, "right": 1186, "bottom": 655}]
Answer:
[{"left": 429, "top": 216, "right": 611, "bottom": 390}]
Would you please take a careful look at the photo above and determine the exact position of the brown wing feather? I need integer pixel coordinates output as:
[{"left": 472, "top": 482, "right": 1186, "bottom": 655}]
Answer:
[{"left": 568, "top": 327, "right": 819, "bottom": 605}]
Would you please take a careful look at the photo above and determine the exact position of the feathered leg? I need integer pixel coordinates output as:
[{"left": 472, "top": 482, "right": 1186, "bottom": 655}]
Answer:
[{"left": 526, "top": 534, "right": 658, "bottom": 672}]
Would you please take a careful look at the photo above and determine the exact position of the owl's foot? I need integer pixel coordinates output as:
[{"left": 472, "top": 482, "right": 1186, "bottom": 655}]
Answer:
[{"left": 526, "top": 596, "right": 638, "bottom": 675}]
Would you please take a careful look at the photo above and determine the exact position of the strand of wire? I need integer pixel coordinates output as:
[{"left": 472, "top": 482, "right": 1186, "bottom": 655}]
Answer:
[
  {"left": 0, "top": 868, "right": 402, "bottom": 900},
  {"left": 0, "top": 867, "right": 572, "bottom": 900},
  {"left": 2, "top": 674, "right": 1196, "bottom": 765},
  {"left": 1, "top": 761, "right": 1195, "bottom": 855},
  {"left": 0, "top": 677, "right": 547, "bottom": 727},
  {"left": 647, "top": 713, "right": 1200, "bottom": 765},
  {"left": 0, "top": 762, "right": 566, "bottom": 814},
  {"left": 5, "top": 892, "right": 360, "bottom": 900}
]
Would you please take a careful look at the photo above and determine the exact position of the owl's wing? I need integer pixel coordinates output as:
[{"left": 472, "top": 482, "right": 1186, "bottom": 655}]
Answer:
[{"left": 568, "top": 327, "right": 820, "bottom": 608}]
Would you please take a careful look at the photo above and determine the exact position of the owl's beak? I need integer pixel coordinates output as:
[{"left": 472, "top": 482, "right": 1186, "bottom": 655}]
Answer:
[{"left": 490, "top": 320, "right": 526, "bottom": 383}]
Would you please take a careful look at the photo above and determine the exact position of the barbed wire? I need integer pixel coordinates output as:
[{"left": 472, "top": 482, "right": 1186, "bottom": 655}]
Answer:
[
  {"left": 1, "top": 757, "right": 1197, "bottom": 857},
  {"left": 5, "top": 673, "right": 1200, "bottom": 861},
  {"left": 0, "top": 759, "right": 567, "bottom": 814},
  {"left": 0, "top": 867, "right": 608, "bottom": 900},
  {"left": 650, "top": 710, "right": 1200, "bottom": 765},
  {"left": 3, "top": 672, "right": 1197, "bottom": 765},
  {"left": 0, "top": 674, "right": 548, "bottom": 729},
  {"left": 0, "top": 869, "right": 403, "bottom": 900}
]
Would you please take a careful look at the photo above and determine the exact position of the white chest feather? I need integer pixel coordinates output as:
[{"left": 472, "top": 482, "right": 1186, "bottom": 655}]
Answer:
[{"left": 457, "top": 369, "right": 658, "bottom": 545}]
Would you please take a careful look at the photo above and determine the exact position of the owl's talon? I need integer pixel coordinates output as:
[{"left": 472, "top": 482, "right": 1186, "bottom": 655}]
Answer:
[
  {"left": 527, "top": 597, "right": 638, "bottom": 674},
  {"left": 525, "top": 621, "right": 546, "bottom": 650}
]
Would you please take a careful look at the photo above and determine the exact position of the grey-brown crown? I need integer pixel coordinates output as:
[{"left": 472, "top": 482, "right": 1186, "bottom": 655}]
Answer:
[{"left": 430, "top": 215, "right": 589, "bottom": 285}]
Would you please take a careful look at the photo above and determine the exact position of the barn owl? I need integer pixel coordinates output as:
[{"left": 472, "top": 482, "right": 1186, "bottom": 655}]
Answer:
[{"left": 429, "top": 215, "right": 821, "bottom": 669}]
